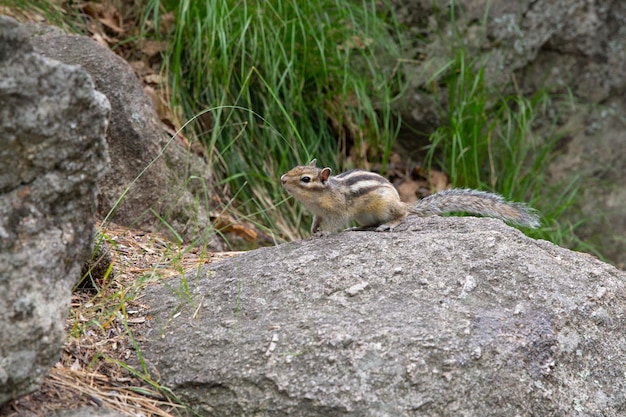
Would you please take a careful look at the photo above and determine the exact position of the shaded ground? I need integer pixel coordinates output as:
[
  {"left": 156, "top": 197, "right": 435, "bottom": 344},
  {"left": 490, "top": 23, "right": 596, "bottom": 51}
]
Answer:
[{"left": 0, "top": 222, "right": 241, "bottom": 416}]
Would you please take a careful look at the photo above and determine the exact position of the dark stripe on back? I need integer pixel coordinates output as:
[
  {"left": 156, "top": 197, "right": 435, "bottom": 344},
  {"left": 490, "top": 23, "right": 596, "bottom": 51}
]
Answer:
[
  {"left": 335, "top": 169, "right": 364, "bottom": 178},
  {"left": 347, "top": 184, "right": 384, "bottom": 199},
  {"left": 336, "top": 171, "right": 390, "bottom": 187}
]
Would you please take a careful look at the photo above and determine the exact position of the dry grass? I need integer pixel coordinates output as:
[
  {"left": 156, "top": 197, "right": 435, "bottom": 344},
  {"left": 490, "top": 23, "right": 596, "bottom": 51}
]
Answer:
[
  {"left": 0, "top": 3, "right": 247, "bottom": 415},
  {"left": 1, "top": 222, "right": 242, "bottom": 416},
  {"left": 0, "top": 3, "right": 246, "bottom": 414}
]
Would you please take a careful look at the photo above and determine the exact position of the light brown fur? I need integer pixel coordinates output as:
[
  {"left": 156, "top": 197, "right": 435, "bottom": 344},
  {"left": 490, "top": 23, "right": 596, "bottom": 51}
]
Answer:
[{"left": 281, "top": 160, "right": 540, "bottom": 233}]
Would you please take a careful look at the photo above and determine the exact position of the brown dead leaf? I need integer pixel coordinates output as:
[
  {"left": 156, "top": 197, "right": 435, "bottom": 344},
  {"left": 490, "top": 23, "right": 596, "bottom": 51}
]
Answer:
[
  {"left": 143, "top": 85, "right": 182, "bottom": 138},
  {"left": 140, "top": 39, "right": 168, "bottom": 58},
  {"left": 144, "top": 85, "right": 159, "bottom": 111},
  {"left": 99, "top": 14, "right": 123, "bottom": 35},
  {"left": 145, "top": 73, "right": 165, "bottom": 85},
  {"left": 159, "top": 12, "right": 176, "bottom": 36},
  {"left": 429, "top": 170, "right": 449, "bottom": 192},
  {"left": 213, "top": 215, "right": 258, "bottom": 241},
  {"left": 397, "top": 179, "right": 423, "bottom": 203},
  {"left": 83, "top": 2, "right": 124, "bottom": 34},
  {"left": 129, "top": 60, "right": 150, "bottom": 77},
  {"left": 413, "top": 166, "right": 449, "bottom": 193},
  {"left": 81, "top": 2, "right": 104, "bottom": 19},
  {"left": 90, "top": 32, "right": 109, "bottom": 48}
]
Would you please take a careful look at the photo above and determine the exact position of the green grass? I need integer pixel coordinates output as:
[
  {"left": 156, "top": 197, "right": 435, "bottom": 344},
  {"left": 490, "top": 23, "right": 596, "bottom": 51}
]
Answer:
[
  {"left": 7, "top": 0, "right": 598, "bottom": 254},
  {"left": 145, "top": 0, "right": 404, "bottom": 240},
  {"left": 421, "top": 27, "right": 595, "bottom": 255},
  {"left": 70, "top": 225, "right": 198, "bottom": 415},
  {"left": 6, "top": 0, "right": 603, "bottom": 255}
]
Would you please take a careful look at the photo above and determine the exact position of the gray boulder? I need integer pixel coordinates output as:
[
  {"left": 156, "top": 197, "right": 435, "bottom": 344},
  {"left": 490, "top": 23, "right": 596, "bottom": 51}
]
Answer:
[
  {"left": 393, "top": 0, "right": 626, "bottom": 267},
  {"left": 53, "top": 407, "right": 127, "bottom": 417},
  {"left": 141, "top": 216, "right": 626, "bottom": 416},
  {"left": 0, "top": 16, "right": 110, "bottom": 404},
  {"left": 28, "top": 26, "right": 222, "bottom": 249}
]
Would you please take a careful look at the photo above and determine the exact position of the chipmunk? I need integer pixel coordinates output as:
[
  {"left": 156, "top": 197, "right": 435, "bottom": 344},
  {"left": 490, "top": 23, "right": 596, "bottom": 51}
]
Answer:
[{"left": 281, "top": 159, "right": 540, "bottom": 233}]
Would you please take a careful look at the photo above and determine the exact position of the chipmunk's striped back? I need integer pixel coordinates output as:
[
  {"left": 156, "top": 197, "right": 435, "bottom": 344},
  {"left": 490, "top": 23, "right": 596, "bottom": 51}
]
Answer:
[
  {"left": 280, "top": 160, "right": 407, "bottom": 232},
  {"left": 281, "top": 159, "right": 540, "bottom": 234},
  {"left": 333, "top": 169, "right": 400, "bottom": 200}
]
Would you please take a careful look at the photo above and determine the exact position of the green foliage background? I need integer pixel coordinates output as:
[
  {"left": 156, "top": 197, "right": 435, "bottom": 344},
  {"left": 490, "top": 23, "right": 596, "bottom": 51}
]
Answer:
[
  {"left": 4, "top": 0, "right": 600, "bottom": 257},
  {"left": 146, "top": 0, "right": 404, "bottom": 240}
]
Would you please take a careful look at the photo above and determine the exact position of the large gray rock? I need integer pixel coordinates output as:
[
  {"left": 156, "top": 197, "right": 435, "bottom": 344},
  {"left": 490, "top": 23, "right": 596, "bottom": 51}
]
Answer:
[
  {"left": 53, "top": 407, "right": 127, "bottom": 417},
  {"left": 27, "top": 26, "right": 222, "bottom": 249},
  {"left": 393, "top": 0, "right": 626, "bottom": 267},
  {"left": 141, "top": 217, "right": 626, "bottom": 416},
  {"left": 0, "top": 16, "right": 110, "bottom": 404}
]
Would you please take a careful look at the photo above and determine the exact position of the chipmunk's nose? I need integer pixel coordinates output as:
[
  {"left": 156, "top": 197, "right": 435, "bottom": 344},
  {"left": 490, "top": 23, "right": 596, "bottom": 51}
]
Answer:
[{"left": 280, "top": 174, "right": 286, "bottom": 184}]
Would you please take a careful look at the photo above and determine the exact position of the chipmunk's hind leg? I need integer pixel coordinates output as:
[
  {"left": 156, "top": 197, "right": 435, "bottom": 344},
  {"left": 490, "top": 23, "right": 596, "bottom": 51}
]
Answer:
[{"left": 345, "top": 217, "right": 404, "bottom": 232}]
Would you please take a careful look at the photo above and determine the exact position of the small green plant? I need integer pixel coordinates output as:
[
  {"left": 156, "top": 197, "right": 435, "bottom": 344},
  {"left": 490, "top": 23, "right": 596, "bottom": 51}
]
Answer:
[
  {"left": 423, "top": 47, "right": 593, "bottom": 253},
  {"left": 65, "top": 223, "right": 202, "bottom": 415},
  {"left": 145, "top": 0, "right": 404, "bottom": 240}
]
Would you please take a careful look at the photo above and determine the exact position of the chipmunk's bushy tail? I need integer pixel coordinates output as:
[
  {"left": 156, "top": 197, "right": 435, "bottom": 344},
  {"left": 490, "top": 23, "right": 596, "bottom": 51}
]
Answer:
[{"left": 409, "top": 189, "right": 540, "bottom": 228}]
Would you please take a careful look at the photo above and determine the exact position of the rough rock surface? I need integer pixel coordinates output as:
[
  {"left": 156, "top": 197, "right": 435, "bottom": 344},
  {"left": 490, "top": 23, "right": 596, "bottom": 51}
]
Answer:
[
  {"left": 27, "top": 26, "right": 222, "bottom": 249},
  {"left": 17, "top": 406, "right": 128, "bottom": 417},
  {"left": 0, "top": 16, "right": 110, "bottom": 404},
  {"left": 392, "top": 0, "right": 626, "bottom": 267},
  {"left": 52, "top": 407, "right": 127, "bottom": 417},
  {"left": 141, "top": 216, "right": 626, "bottom": 416}
]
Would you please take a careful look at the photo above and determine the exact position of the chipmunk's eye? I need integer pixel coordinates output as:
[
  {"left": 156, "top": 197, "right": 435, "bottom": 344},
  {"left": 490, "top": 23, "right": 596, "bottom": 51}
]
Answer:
[{"left": 301, "top": 176, "right": 311, "bottom": 183}]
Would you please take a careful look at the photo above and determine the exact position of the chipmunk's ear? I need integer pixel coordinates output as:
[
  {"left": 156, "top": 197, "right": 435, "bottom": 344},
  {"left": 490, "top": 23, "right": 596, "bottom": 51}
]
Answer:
[
  {"left": 309, "top": 159, "right": 317, "bottom": 167},
  {"left": 320, "top": 167, "right": 332, "bottom": 183}
]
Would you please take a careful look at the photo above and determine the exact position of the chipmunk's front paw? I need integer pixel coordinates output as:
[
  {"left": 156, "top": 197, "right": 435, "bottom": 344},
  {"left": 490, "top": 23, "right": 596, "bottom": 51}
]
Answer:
[
  {"left": 375, "top": 220, "right": 402, "bottom": 232},
  {"left": 344, "top": 224, "right": 395, "bottom": 232},
  {"left": 345, "top": 226, "right": 376, "bottom": 232},
  {"left": 312, "top": 230, "right": 331, "bottom": 238}
]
